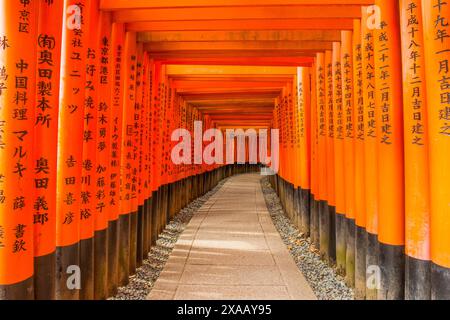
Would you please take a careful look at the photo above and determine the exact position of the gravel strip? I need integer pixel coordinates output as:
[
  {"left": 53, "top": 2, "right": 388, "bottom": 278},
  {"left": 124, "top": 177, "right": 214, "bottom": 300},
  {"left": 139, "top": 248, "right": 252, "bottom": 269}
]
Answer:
[
  {"left": 260, "top": 177, "right": 354, "bottom": 300},
  {"left": 110, "top": 179, "right": 227, "bottom": 300}
]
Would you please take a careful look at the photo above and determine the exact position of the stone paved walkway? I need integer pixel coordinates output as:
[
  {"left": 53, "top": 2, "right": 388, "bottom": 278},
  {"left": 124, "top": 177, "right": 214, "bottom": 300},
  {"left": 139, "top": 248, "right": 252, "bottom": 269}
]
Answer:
[{"left": 147, "top": 173, "right": 316, "bottom": 300}]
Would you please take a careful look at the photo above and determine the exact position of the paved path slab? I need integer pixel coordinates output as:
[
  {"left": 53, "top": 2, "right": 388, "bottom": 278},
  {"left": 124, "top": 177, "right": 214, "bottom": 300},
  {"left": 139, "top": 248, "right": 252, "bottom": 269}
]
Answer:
[{"left": 147, "top": 173, "right": 316, "bottom": 300}]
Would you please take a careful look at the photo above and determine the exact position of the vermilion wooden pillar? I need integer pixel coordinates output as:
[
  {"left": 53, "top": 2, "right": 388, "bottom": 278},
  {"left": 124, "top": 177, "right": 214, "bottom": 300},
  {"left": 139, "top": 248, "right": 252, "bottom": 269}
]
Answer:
[
  {"left": 341, "top": 30, "right": 356, "bottom": 288},
  {"left": 297, "top": 67, "right": 311, "bottom": 237},
  {"left": 316, "top": 52, "right": 330, "bottom": 262},
  {"left": 0, "top": 0, "right": 38, "bottom": 300},
  {"left": 33, "top": 0, "right": 64, "bottom": 300},
  {"left": 399, "top": 0, "right": 431, "bottom": 300},
  {"left": 118, "top": 31, "right": 137, "bottom": 287},
  {"left": 310, "top": 61, "right": 320, "bottom": 249},
  {"left": 107, "top": 22, "right": 125, "bottom": 297},
  {"left": 374, "top": 0, "right": 405, "bottom": 300},
  {"left": 332, "top": 41, "right": 346, "bottom": 276},
  {"left": 93, "top": 10, "right": 112, "bottom": 300},
  {"left": 55, "top": 0, "right": 88, "bottom": 300},
  {"left": 422, "top": 0, "right": 450, "bottom": 300},
  {"left": 361, "top": 6, "right": 379, "bottom": 300},
  {"left": 79, "top": 0, "right": 100, "bottom": 300},
  {"left": 352, "top": 18, "right": 367, "bottom": 300}
]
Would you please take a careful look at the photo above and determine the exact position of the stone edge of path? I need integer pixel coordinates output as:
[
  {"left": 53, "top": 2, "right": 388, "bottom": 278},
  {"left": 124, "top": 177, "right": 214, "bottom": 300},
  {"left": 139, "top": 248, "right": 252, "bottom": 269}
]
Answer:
[
  {"left": 260, "top": 177, "right": 354, "bottom": 301},
  {"left": 146, "top": 178, "right": 230, "bottom": 300}
]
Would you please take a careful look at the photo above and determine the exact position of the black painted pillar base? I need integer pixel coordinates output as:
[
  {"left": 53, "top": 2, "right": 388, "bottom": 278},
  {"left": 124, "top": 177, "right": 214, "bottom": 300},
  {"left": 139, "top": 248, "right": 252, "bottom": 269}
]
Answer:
[
  {"left": 55, "top": 242, "right": 80, "bottom": 300},
  {"left": 366, "top": 232, "right": 379, "bottom": 300},
  {"left": 405, "top": 256, "right": 430, "bottom": 300},
  {"left": 118, "top": 213, "right": 130, "bottom": 287},
  {"left": 301, "top": 189, "right": 311, "bottom": 237},
  {"left": 107, "top": 219, "right": 119, "bottom": 297},
  {"left": 319, "top": 200, "right": 330, "bottom": 262},
  {"left": 94, "top": 228, "right": 108, "bottom": 300},
  {"left": 137, "top": 204, "right": 145, "bottom": 268},
  {"left": 431, "top": 263, "right": 450, "bottom": 300},
  {"left": 34, "top": 251, "right": 55, "bottom": 300},
  {"left": 345, "top": 218, "right": 356, "bottom": 288},
  {"left": 310, "top": 195, "right": 319, "bottom": 249},
  {"left": 0, "top": 277, "right": 34, "bottom": 300},
  {"left": 335, "top": 214, "right": 346, "bottom": 276},
  {"left": 129, "top": 210, "right": 138, "bottom": 275},
  {"left": 328, "top": 205, "right": 336, "bottom": 265},
  {"left": 79, "top": 237, "right": 94, "bottom": 300},
  {"left": 378, "top": 242, "right": 405, "bottom": 300}
]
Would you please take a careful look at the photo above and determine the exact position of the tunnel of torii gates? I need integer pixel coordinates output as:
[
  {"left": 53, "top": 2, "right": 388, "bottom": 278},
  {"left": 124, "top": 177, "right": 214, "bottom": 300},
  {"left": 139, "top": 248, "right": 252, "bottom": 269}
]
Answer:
[{"left": 0, "top": 0, "right": 448, "bottom": 301}]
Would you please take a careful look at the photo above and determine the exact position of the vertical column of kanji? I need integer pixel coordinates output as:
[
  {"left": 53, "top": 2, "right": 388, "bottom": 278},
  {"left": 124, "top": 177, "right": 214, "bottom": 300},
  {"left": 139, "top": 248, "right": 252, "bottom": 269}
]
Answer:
[
  {"left": 134, "top": 42, "right": 144, "bottom": 270},
  {"left": 93, "top": 10, "right": 112, "bottom": 300},
  {"left": 33, "top": 0, "right": 63, "bottom": 300},
  {"left": 150, "top": 62, "right": 161, "bottom": 247},
  {"left": 289, "top": 81, "right": 298, "bottom": 221},
  {"left": 374, "top": 0, "right": 405, "bottom": 300},
  {"left": 422, "top": 0, "right": 450, "bottom": 299},
  {"left": 310, "top": 62, "right": 319, "bottom": 249},
  {"left": 55, "top": 0, "right": 87, "bottom": 300},
  {"left": 341, "top": 30, "right": 356, "bottom": 288},
  {"left": 164, "top": 71, "right": 172, "bottom": 219},
  {"left": 167, "top": 84, "right": 176, "bottom": 219},
  {"left": 289, "top": 82, "right": 297, "bottom": 218},
  {"left": 332, "top": 41, "right": 346, "bottom": 277},
  {"left": 157, "top": 67, "right": 166, "bottom": 235},
  {"left": 284, "top": 86, "right": 293, "bottom": 219},
  {"left": 118, "top": 31, "right": 136, "bottom": 286},
  {"left": 145, "top": 57, "right": 153, "bottom": 252},
  {"left": 127, "top": 40, "right": 140, "bottom": 276},
  {"left": 276, "top": 97, "right": 283, "bottom": 196},
  {"left": 79, "top": 0, "right": 99, "bottom": 300},
  {"left": 297, "top": 67, "right": 311, "bottom": 236},
  {"left": 292, "top": 75, "right": 302, "bottom": 229},
  {"left": 140, "top": 52, "right": 150, "bottom": 256},
  {"left": 316, "top": 52, "right": 330, "bottom": 263},
  {"left": 0, "top": 0, "right": 37, "bottom": 300},
  {"left": 107, "top": 22, "right": 124, "bottom": 296},
  {"left": 325, "top": 51, "right": 337, "bottom": 265},
  {"left": 352, "top": 18, "right": 367, "bottom": 300},
  {"left": 399, "top": 0, "right": 431, "bottom": 300},
  {"left": 162, "top": 66, "right": 169, "bottom": 220},
  {"left": 361, "top": 6, "right": 379, "bottom": 300},
  {"left": 279, "top": 96, "right": 286, "bottom": 211},
  {"left": 168, "top": 85, "right": 178, "bottom": 219}
]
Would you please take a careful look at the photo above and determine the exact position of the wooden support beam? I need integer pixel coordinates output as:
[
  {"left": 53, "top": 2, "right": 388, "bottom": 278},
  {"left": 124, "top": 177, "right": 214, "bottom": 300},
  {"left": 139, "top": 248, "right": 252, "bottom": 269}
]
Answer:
[
  {"left": 144, "top": 40, "right": 332, "bottom": 52},
  {"left": 181, "top": 92, "right": 280, "bottom": 100},
  {"left": 138, "top": 30, "right": 341, "bottom": 42},
  {"left": 147, "top": 51, "right": 318, "bottom": 58},
  {"left": 171, "top": 80, "right": 287, "bottom": 89},
  {"left": 158, "top": 57, "right": 314, "bottom": 67},
  {"left": 101, "top": 0, "right": 374, "bottom": 10},
  {"left": 166, "top": 65, "right": 297, "bottom": 75},
  {"left": 171, "top": 76, "right": 293, "bottom": 82}
]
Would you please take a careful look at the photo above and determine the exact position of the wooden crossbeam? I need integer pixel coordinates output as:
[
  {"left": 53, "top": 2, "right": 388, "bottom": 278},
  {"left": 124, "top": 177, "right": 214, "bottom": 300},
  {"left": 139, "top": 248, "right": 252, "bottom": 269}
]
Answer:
[
  {"left": 138, "top": 30, "right": 341, "bottom": 42},
  {"left": 127, "top": 19, "right": 354, "bottom": 31},
  {"left": 159, "top": 57, "right": 314, "bottom": 67},
  {"left": 145, "top": 40, "right": 333, "bottom": 52},
  {"left": 166, "top": 65, "right": 297, "bottom": 75}
]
